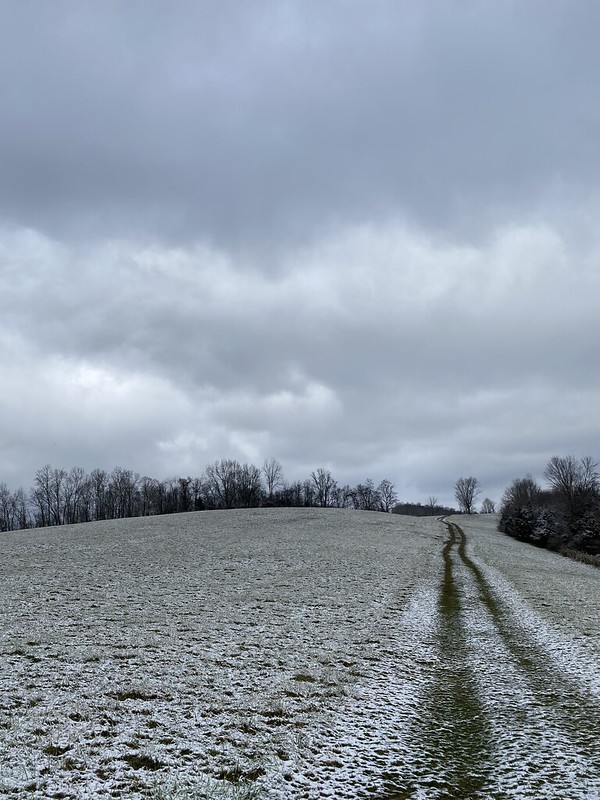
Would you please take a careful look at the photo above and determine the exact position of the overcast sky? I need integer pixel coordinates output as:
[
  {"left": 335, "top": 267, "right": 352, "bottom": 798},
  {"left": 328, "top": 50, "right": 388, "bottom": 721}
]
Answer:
[{"left": 1, "top": 1, "right": 599, "bottom": 506}]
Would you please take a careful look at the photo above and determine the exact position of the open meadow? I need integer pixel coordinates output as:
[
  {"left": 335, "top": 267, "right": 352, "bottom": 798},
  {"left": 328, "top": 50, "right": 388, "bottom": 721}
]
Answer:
[{"left": 1, "top": 508, "right": 598, "bottom": 799}]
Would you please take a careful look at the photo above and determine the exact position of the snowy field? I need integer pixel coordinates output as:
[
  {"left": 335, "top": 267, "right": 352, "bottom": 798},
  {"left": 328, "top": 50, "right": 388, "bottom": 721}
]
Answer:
[{"left": 0, "top": 508, "right": 598, "bottom": 799}]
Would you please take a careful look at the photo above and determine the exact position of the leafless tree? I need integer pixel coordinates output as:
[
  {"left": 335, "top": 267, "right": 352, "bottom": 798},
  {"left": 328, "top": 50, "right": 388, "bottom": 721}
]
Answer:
[
  {"left": 454, "top": 476, "right": 481, "bottom": 514},
  {"left": 332, "top": 484, "right": 353, "bottom": 508},
  {"left": 176, "top": 477, "right": 192, "bottom": 512},
  {"left": 160, "top": 477, "right": 179, "bottom": 514},
  {"left": 204, "top": 459, "right": 240, "bottom": 508},
  {"left": 262, "top": 458, "right": 284, "bottom": 500},
  {"left": 237, "top": 463, "right": 262, "bottom": 507},
  {"left": 0, "top": 483, "right": 14, "bottom": 532},
  {"left": 300, "top": 479, "right": 314, "bottom": 507},
  {"left": 204, "top": 459, "right": 262, "bottom": 508},
  {"left": 481, "top": 497, "right": 496, "bottom": 514},
  {"left": 139, "top": 476, "right": 159, "bottom": 516},
  {"left": 311, "top": 468, "right": 336, "bottom": 507},
  {"left": 12, "top": 488, "right": 29, "bottom": 530},
  {"left": 31, "top": 465, "right": 65, "bottom": 526},
  {"left": 544, "top": 456, "right": 579, "bottom": 506},
  {"left": 500, "top": 474, "right": 540, "bottom": 513},
  {"left": 378, "top": 479, "right": 397, "bottom": 512},
  {"left": 580, "top": 456, "right": 600, "bottom": 493},
  {"left": 351, "top": 479, "right": 379, "bottom": 511},
  {"left": 544, "top": 455, "right": 599, "bottom": 515},
  {"left": 110, "top": 467, "right": 139, "bottom": 518},
  {"left": 0, "top": 484, "right": 29, "bottom": 531},
  {"left": 190, "top": 477, "right": 205, "bottom": 510},
  {"left": 285, "top": 480, "right": 304, "bottom": 506},
  {"left": 62, "top": 466, "right": 90, "bottom": 524}
]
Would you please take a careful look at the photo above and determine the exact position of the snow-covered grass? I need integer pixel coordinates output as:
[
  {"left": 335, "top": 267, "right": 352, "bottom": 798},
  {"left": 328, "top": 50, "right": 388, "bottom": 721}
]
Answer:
[
  {"left": 449, "top": 514, "right": 600, "bottom": 799},
  {"left": 1, "top": 509, "right": 598, "bottom": 799},
  {"left": 0, "top": 508, "right": 443, "bottom": 799},
  {"left": 456, "top": 514, "right": 600, "bottom": 659}
]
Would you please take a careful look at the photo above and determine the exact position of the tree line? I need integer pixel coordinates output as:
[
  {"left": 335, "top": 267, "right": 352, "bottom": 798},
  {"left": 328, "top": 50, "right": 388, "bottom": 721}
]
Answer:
[
  {"left": 393, "top": 497, "right": 457, "bottom": 517},
  {"left": 452, "top": 476, "right": 495, "bottom": 515},
  {"left": 499, "top": 455, "right": 600, "bottom": 558},
  {"left": 0, "top": 460, "right": 401, "bottom": 532}
]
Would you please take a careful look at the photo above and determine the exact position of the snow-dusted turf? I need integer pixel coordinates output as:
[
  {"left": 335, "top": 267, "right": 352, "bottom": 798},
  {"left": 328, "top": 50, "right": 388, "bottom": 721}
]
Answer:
[
  {"left": 456, "top": 514, "right": 600, "bottom": 663},
  {"left": 1, "top": 508, "right": 598, "bottom": 799}
]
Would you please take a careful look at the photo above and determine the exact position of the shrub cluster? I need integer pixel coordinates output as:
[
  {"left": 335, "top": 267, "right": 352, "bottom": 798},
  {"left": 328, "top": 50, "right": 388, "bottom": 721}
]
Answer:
[{"left": 499, "top": 456, "right": 600, "bottom": 557}]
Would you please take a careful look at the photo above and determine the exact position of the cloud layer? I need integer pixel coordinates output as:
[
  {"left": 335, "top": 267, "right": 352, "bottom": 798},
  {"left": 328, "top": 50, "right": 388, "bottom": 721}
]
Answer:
[
  {"left": 2, "top": 217, "right": 598, "bottom": 503},
  {"left": 1, "top": 2, "right": 600, "bottom": 504}
]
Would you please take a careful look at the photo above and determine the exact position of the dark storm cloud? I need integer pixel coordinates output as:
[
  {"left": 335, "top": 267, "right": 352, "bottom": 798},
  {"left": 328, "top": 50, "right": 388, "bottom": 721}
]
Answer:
[{"left": 2, "top": 1, "right": 600, "bottom": 247}]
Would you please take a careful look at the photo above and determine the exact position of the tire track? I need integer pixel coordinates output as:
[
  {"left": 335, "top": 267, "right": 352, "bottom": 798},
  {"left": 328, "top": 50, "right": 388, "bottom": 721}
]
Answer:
[
  {"left": 373, "top": 524, "right": 495, "bottom": 799},
  {"left": 292, "top": 520, "right": 599, "bottom": 799},
  {"left": 410, "top": 524, "right": 494, "bottom": 797},
  {"left": 446, "top": 520, "right": 600, "bottom": 799}
]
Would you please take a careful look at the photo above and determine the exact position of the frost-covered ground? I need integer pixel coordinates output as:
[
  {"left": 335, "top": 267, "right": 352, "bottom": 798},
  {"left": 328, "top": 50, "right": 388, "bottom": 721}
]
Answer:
[
  {"left": 444, "top": 516, "right": 600, "bottom": 799},
  {"left": 456, "top": 514, "right": 600, "bottom": 660},
  {"left": 0, "top": 509, "right": 443, "bottom": 799},
  {"left": 1, "top": 508, "right": 598, "bottom": 799}
]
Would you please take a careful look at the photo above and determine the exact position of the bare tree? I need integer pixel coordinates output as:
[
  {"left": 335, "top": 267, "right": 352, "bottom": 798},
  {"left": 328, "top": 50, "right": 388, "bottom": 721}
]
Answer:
[
  {"left": 31, "top": 465, "right": 66, "bottom": 526},
  {"left": 0, "top": 485, "right": 29, "bottom": 532},
  {"left": 204, "top": 459, "right": 240, "bottom": 509},
  {"left": 13, "top": 488, "right": 29, "bottom": 530},
  {"left": 237, "top": 463, "right": 262, "bottom": 507},
  {"left": 351, "top": 479, "right": 380, "bottom": 511},
  {"left": 311, "top": 468, "right": 336, "bottom": 507},
  {"left": 332, "top": 484, "right": 353, "bottom": 508},
  {"left": 580, "top": 456, "right": 600, "bottom": 494},
  {"left": 544, "top": 456, "right": 579, "bottom": 508},
  {"left": 89, "top": 468, "right": 109, "bottom": 520},
  {"left": 0, "top": 483, "right": 14, "bottom": 532},
  {"left": 427, "top": 496, "right": 438, "bottom": 514},
  {"left": 177, "top": 477, "right": 192, "bottom": 512},
  {"left": 500, "top": 474, "right": 540, "bottom": 513},
  {"left": 285, "top": 480, "right": 303, "bottom": 506},
  {"left": 110, "top": 467, "right": 139, "bottom": 518},
  {"left": 377, "top": 479, "right": 397, "bottom": 512},
  {"left": 138, "top": 476, "right": 159, "bottom": 516},
  {"left": 544, "top": 455, "right": 599, "bottom": 515},
  {"left": 262, "top": 458, "right": 284, "bottom": 499},
  {"left": 454, "top": 476, "right": 481, "bottom": 514},
  {"left": 62, "top": 466, "right": 89, "bottom": 524},
  {"left": 161, "top": 477, "right": 180, "bottom": 514},
  {"left": 190, "top": 477, "right": 205, "bottom": 510},
  {"left": 481, "top": 497, "right": 496, "bottom": 514}
]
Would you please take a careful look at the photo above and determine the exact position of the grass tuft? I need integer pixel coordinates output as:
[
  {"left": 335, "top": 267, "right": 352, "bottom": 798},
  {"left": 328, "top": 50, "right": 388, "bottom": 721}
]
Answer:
[
  {"left": 106, "top": 689, "right": 161, "bottom": 702},
  {"left": 291, "top": 673, "right": 316, "bottom": 683},
  {"left": 122, "top": 752, "right": 165, "bottom": 771}
]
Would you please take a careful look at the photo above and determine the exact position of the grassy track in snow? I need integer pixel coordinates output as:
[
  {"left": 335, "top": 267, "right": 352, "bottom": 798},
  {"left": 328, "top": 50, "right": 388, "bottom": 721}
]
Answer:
[{"left": 1, "top": 509, "right": 599, "bottom": 799}]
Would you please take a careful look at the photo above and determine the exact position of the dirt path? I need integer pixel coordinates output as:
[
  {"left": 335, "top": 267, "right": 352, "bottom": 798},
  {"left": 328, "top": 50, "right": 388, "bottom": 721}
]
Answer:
[
  {"left": 302, "top": 518, "right": 600, "bottom": 799},
  {"left": 400, "top": 520, "right": 600, "bottom": 799}
]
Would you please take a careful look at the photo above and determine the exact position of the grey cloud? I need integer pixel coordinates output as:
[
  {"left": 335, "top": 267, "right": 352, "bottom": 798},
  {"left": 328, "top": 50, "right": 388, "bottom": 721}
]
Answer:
[
  {"left": 1, "top": 2, "right": 600, "bottom": 506},
  {"left": 2, "top": 216, "right": 599, "bottom": 504},
  {"left": 2, "top": 2, "right": 600, "bottom": 248}
]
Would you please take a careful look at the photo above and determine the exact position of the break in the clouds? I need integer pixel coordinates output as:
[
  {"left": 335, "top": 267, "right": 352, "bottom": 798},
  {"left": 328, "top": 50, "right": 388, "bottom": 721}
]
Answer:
[{"left": 1, "top": 1, "right": 600, "bottom": 505}]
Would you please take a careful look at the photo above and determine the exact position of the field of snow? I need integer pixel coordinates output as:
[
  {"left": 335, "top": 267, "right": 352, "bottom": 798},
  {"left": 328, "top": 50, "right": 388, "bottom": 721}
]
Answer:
[{"left": 1, "top": 508, "right": 598, "bottom": 799}]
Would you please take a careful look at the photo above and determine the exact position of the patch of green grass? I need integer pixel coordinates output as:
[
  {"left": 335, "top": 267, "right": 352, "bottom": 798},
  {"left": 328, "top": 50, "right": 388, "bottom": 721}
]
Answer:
[
  {"left": 43, "top": 744, "right": 71, "bottom": 757},
  {"left": 106, "top": 689, "right": 160, "bottom": 701},
  {"left": 122, "top": 752, "right": 165, "bottom": 771},
  {"left": 147, "top": 773, "right": 266, "bottom": 800}
]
